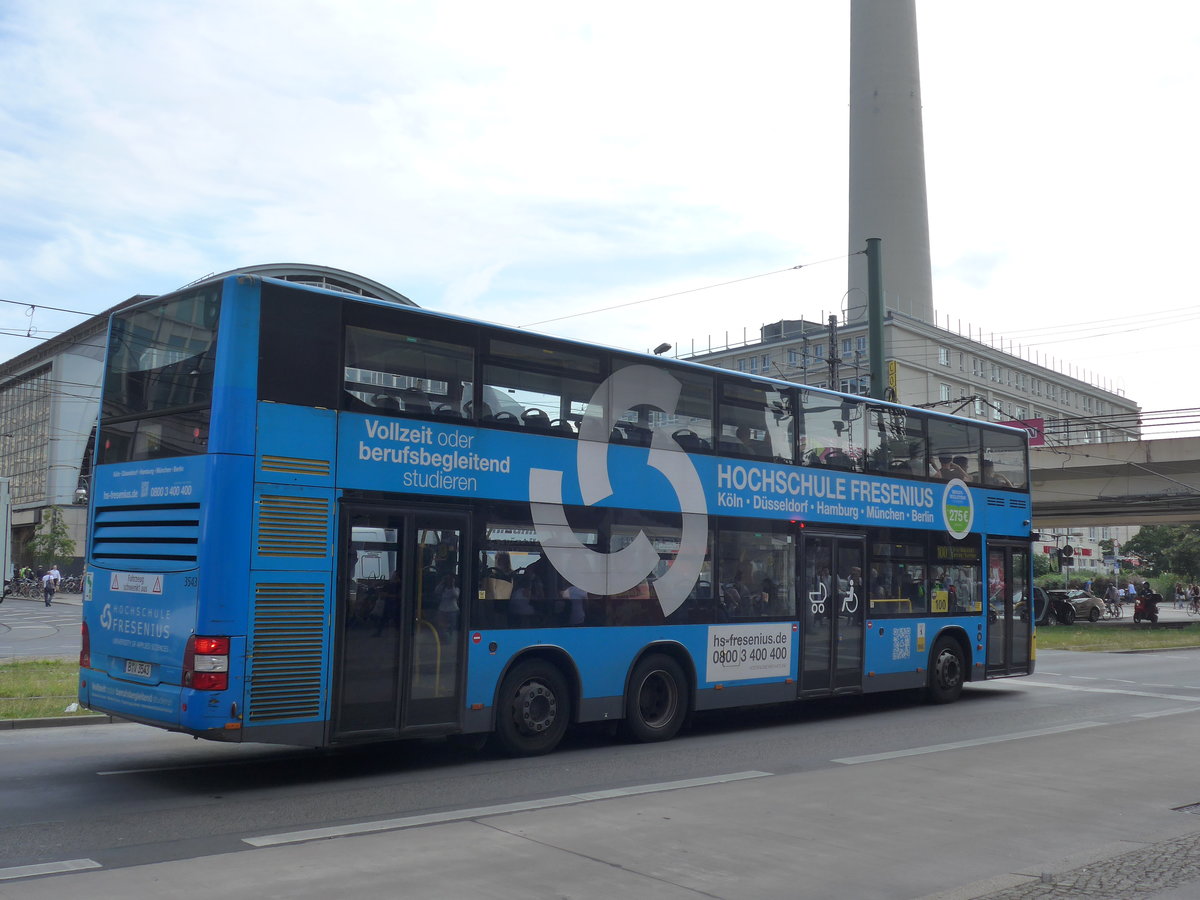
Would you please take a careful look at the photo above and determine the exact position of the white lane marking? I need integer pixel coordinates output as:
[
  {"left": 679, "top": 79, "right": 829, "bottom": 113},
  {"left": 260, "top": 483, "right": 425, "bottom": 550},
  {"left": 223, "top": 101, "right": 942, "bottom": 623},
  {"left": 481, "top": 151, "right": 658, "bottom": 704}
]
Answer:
[
  {"left": 833, "top": 722, "right": 1105, "bottom": 765},
  {"left": 0, "top": 858, "right": 101, "bottom": 881},
  {"left": 98, "top": 758, "right": 279, "bottom": 776},
  {"left": 1134, "top": 707, "right": 1200, "bottom": 719},
  {"left": 1019, "top": 680, "right": 1200, "bottom": 703},
  {"left": 244, "top": 771, "right": 772, "bottom": 848}
]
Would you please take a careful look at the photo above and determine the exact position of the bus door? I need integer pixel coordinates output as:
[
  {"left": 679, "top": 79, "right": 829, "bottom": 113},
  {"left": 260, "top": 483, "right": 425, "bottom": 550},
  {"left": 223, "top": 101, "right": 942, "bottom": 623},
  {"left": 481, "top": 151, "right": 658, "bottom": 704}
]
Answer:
[
  {"left": 800, "top": 534, "right": 866, "bottom": 695},
  {"left": 985, "top": 543, "right": 1033, "bottom": 676},
  {"left": 332, "top": 505, "right": 468, "bottom": 739}
]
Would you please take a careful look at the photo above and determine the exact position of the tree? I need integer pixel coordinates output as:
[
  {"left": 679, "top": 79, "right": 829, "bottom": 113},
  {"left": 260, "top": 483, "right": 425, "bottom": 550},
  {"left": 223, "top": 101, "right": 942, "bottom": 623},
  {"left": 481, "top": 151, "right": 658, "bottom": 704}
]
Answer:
[
  {"left": 25, "top": 506, "right": 76, "bottom": 569},
  {"left": 1033, "top": 553, "right": 1055, "bottom": 577},
  {"left": 1122, "top": 525, "right": 1200, "bottom": 578}
]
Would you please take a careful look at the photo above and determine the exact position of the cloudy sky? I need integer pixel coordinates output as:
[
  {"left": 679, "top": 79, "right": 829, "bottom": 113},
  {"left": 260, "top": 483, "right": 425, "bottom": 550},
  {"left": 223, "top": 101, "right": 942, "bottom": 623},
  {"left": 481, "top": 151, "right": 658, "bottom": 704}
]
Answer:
[{"left": 2, "top": 1, "right": 1197, "bottom": 425}]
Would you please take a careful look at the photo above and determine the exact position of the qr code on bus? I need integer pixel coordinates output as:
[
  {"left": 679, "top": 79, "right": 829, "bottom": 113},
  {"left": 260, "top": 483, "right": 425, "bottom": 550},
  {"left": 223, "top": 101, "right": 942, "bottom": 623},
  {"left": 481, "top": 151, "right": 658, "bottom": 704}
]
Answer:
[{"left": 892, "top": 628, "right": 912, "bottom": 660}]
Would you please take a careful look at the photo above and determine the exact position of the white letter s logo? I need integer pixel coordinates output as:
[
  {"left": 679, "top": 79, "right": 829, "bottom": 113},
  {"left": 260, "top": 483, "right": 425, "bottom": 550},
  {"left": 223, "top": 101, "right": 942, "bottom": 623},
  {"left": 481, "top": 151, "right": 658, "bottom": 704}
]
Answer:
[{"left": 529, "top": 366, "right": 708, "bottom": 617}]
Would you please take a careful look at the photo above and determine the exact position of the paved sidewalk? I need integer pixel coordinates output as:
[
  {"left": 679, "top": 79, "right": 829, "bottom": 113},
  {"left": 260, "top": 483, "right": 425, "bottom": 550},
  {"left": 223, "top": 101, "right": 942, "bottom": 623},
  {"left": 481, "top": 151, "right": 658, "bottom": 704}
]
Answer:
[
  {"left": 964, "top": 829, "right": 1200, "bottom": 899},
  {"left": 0, "top": 592, "right": 83, "bottom": 662}
]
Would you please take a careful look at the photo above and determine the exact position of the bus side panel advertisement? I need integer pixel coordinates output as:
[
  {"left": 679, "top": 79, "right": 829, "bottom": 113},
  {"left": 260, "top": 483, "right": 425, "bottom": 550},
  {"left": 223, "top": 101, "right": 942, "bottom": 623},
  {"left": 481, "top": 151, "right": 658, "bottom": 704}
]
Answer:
[
  {"left": 338, "top": 414, "right": 1017, "bottom": 535},
  {"left": 705, "top": 623, "right": 793, "bottom": 682}
]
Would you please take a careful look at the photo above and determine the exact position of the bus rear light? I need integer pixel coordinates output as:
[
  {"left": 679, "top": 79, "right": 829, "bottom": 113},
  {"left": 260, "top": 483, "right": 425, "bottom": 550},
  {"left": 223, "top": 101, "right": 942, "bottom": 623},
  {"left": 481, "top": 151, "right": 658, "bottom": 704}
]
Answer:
[
  {"left": 193, "top": 636, "right": 230, "bottom": 656},
  {"left": 80, "top": 622, "right": 91, "bottom": 669},
  {"left": 184, "top": 634, "right": 230, "bottom": 691}
]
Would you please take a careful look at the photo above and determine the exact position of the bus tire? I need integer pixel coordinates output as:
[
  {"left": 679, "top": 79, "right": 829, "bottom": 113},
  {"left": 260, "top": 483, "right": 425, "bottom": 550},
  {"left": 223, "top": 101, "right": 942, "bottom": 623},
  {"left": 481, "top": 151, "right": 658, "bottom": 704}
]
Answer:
[
  {"left": 492, "top": 659, "right": 571, "bottom": 757},
  {"left": 622, "top": 654, "right": 689, "bottom": 743},
  {"left": 926, "top": 637, "right": 965, "bottom": 704}
]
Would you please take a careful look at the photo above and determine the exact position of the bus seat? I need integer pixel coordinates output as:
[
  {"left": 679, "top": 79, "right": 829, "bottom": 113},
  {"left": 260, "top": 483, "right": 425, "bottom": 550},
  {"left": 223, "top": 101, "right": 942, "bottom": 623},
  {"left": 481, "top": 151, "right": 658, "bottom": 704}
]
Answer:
[
  {"left": 401, "top": 387, "right": 431, "bottom": 414},
  {"left": 522, "top": 409, "right": 551, "bottom": 430}
]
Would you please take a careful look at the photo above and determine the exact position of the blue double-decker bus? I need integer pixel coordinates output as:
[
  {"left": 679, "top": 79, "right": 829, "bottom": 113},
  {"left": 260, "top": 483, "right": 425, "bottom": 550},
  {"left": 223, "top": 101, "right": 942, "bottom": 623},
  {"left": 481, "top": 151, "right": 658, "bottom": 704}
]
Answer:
[{"left": 79, "top": 274, "right": 1035, "bottom": 755}]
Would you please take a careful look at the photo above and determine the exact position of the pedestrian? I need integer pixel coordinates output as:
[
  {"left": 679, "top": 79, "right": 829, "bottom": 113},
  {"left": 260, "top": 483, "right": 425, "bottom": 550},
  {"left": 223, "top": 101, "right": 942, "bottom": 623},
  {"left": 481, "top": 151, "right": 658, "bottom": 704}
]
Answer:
[
  {"left": 42, "top": 569, "right": 55, "bottom": 606},
  {"left": 49, "top": 563, "right": 61, "bottom": 591}
]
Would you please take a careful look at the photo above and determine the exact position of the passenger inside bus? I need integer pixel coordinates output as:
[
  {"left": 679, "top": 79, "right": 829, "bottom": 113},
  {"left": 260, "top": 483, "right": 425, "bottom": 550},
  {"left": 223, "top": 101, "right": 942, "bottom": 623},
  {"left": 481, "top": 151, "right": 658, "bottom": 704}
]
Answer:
[
  {"left": 982, "top": 459, "right": 1014, "bottom": 487},
  {"left": 935, "top": 455, "right": 969, "bottom": 480}
]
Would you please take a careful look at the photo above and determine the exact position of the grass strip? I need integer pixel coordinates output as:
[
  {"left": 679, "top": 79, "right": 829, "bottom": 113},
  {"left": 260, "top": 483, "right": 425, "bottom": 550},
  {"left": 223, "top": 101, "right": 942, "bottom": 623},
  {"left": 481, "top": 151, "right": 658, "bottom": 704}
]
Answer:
[
  {"left": 0, "top": 658, "right": 100, "bottom": 719},
  {"left": 1036, "top": 623, "right": 1200, "bottom": 652}
]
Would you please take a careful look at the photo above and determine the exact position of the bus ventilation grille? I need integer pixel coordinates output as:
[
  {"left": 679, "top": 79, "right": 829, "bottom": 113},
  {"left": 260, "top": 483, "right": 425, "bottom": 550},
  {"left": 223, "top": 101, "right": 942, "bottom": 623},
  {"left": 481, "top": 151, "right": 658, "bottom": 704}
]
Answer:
[
  {"left": 91, "top": 503, "right": 200, "bottom": 563},
  {"left": 1008, "top": 498, "right": 1029, "bottom": 509},
  {"left": 257, "top": 495, "right": 330, "bottom": 558},
  {"left": 261, "top": 455, "right": 331, "bottom": 477},
  {"left": 986, "top": 497, "right": 1005, "bottom": 508},
  {"left": 248, "top": 583, "right": 326, "bottom": 721}
]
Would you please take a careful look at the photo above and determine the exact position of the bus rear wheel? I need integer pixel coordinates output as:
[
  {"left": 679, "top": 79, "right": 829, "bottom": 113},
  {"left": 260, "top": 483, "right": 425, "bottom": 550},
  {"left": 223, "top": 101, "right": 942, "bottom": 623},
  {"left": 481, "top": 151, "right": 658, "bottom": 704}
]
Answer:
[
  {"left": 926, "top": 637, "right": 965, "bottom": 704},
  {"left": 622, "top": 654, "right": 689, "bottom": 743},
  {"left": 492, "top": 659, "right": 571, "bottom": 757}
]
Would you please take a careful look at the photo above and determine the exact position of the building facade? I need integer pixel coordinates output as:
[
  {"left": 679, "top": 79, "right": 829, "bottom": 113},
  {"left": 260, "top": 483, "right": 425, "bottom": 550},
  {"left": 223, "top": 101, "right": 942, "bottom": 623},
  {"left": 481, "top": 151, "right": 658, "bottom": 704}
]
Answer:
[
  {"left": 682, "top": 312, "right": 1141, "bottom": 446},
  {"left": 679, "top": 310, "right": 1143, "bottom": 555}
]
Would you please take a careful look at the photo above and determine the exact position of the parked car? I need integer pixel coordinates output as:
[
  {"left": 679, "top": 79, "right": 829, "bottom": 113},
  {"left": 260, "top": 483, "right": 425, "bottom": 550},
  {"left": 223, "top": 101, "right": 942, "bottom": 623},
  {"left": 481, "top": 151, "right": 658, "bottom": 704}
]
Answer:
[
  {"left": 1011, "top": 586, "right": 1051, "bottom": 625},
  {"left": 1048, "top": 588, "right": 1105, "bottom": 623}
]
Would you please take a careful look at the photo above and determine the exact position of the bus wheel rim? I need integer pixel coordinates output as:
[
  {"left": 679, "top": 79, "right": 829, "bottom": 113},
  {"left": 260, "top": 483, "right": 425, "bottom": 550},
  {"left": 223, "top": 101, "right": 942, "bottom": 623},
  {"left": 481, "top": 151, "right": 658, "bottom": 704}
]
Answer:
[
  {"left": 516, "top": 681, "right": 557, "bottom": 734},
  {"left": 936, "top": 650, "right": 960, "bottom": 689},
  {"left": 638, "top": 670, "right": 678, "bottom": 729}
]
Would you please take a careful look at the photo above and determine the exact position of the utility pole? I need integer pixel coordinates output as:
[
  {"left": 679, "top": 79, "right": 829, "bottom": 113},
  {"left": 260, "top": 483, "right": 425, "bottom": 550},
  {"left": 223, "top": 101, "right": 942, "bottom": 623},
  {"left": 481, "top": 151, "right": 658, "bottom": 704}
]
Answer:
[
  {"left": 827, "top": 314, "right": 840, "bottom": 388},
  {"left": 866, "top": 237, "right": 886, "bottom": 400}
]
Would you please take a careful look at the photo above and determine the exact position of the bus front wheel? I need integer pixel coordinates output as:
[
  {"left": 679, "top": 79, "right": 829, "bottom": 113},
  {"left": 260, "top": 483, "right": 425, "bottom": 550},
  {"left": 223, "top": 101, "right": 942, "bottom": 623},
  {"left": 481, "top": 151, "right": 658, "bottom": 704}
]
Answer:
[
  {"left": 926, "top": 637, "right": 965, "bottom": 704},
  {"left": 493, "top": 659, "right": 571, "bottom": 757},
  {"left": 622, "top": 654, "right": 689, "bottom": 743}
]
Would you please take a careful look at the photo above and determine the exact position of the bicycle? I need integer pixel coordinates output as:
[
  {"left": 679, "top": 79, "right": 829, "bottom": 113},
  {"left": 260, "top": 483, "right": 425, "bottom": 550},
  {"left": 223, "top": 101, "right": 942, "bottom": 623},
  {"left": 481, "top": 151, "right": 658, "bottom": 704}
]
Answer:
[
  {"left": 1104, "top": 599, "right": 1124, "bottom": 619},
  {"left": 1187, "top": 598, "right": 1200, "bottom": 617}
]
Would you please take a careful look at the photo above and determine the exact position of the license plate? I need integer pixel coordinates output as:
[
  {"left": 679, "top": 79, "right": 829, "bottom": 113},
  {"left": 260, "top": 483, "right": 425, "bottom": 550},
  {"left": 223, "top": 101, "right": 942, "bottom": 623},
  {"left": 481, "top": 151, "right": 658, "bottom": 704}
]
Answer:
[{"left": 124, "top": 659, "right": 152, "bottom": 678}]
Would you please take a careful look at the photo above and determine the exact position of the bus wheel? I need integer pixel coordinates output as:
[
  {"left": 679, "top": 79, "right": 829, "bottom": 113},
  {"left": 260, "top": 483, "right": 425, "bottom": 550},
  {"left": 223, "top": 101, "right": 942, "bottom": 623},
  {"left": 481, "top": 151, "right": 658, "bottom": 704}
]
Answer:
[
  {"left": 926, "top": 638, "right": 965, "bottom": 704},
  {"left": 622, "top": 654, "right": 688, "bottom": 743},
  {"left": 493, "top": 659, "right": 571, "bottom": 757}
]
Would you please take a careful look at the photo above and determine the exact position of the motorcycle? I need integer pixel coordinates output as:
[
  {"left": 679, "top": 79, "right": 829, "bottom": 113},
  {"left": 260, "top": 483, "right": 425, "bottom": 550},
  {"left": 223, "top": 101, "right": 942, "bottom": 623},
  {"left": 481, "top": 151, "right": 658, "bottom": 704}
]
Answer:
[{"left": 1133, "top": 592, "right": 1162, "bottom": 624}]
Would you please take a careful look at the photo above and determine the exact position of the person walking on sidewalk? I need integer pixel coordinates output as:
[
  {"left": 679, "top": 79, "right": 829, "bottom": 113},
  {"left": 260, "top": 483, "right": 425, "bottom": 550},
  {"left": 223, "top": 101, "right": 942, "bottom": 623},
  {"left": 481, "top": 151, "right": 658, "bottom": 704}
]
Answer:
[{"left": 42, "top": 569, "right": 56, "bottom": 606}]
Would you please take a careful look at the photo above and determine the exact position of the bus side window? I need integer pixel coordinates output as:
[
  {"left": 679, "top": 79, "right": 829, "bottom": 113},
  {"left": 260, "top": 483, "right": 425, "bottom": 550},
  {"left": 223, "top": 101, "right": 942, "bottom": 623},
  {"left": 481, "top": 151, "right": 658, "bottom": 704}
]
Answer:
[{"left": 344, "top": 324, "right": 473, "bottom": 418}]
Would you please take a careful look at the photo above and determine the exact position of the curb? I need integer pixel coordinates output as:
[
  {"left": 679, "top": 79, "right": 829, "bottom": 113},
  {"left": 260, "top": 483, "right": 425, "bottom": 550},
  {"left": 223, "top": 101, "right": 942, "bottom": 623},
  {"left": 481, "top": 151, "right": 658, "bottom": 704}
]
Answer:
[{"left": 0, "top": 714, "right": 129, "bottom": 730}]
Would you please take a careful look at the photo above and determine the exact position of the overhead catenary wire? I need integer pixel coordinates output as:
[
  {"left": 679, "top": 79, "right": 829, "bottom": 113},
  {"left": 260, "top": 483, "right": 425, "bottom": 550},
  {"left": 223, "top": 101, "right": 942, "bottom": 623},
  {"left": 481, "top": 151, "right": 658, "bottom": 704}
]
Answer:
[{"left": 518, "top": 255, "right": 856, "bottom": 328}]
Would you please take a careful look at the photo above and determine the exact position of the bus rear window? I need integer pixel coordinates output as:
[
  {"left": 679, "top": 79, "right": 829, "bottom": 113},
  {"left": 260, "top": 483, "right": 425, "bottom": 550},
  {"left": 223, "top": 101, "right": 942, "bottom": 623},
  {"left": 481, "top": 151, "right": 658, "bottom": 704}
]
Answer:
[
  {"left": 99, "top": 284, "right": 220, "bottom": 463},
  {"left": 102, "top": 284, "right": 220, "bottom": 421}
]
